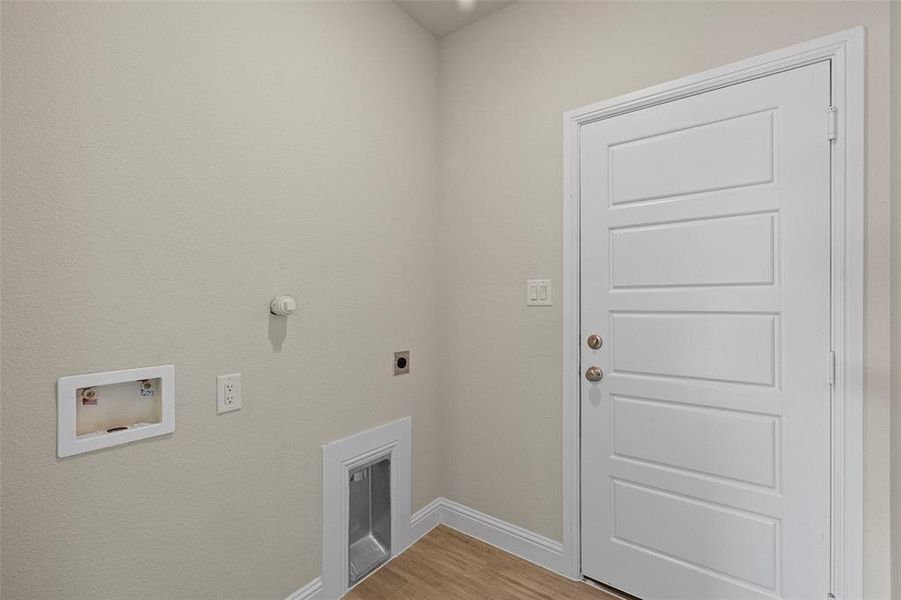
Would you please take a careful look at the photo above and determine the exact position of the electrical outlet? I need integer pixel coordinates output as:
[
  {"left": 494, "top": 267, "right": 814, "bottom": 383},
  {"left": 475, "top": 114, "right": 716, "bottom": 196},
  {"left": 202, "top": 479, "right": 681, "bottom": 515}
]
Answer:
[
  {"left": 394, "top": 351, "right": 410, "bottom": 375},
  {"left": 217, "top": 373, "right": 241, "bottom": 414}
]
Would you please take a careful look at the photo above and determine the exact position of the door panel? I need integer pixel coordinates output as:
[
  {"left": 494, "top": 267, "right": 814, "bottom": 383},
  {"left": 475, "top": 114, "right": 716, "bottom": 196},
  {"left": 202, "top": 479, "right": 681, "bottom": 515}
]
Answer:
[
  {"left": 611, "top": 396, "right": 778, "bottom": 488},
  {"left": 611, "top": 480, "right": 778, "bottom": 590},
  {"left": 580, "top": 61, "right": 831, "bottom": 600},
  {"left": 610, "top": 312, "right": 778, "bottom": 385},
  {"left": 610, "top": 212, "right": 777, "bottom": 289},
  {"left": 609, "top": 109, "right": 775, "bottom": 206}
]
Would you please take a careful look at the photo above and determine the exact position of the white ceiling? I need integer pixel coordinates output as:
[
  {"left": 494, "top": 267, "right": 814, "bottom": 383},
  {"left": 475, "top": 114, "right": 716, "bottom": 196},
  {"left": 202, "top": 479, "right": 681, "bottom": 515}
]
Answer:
[{"left": 393, "top": 0, "right": 516, "bottom": 39}]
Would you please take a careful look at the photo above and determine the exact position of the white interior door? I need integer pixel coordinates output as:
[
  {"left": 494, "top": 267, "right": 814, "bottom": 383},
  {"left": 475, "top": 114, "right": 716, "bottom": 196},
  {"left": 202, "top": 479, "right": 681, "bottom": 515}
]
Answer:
[{"left": 579, "top": 61, "right": 832, "bottom": 600}]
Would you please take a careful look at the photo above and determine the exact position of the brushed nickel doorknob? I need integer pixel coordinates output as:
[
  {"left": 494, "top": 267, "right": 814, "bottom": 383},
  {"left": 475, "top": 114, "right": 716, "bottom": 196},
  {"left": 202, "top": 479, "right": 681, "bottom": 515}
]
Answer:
[
  {"left": 587, "top": 334, "right": 603, "bottom": 349},
  {"left": 585, "top": 366, "right": 603, "bottom": 382}
]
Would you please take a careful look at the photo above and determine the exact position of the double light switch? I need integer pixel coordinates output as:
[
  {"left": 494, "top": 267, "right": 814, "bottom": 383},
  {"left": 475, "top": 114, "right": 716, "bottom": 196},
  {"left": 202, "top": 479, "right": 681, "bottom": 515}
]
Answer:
[{"left": 526, "top": 279, "right": 552, "bottom": 306}]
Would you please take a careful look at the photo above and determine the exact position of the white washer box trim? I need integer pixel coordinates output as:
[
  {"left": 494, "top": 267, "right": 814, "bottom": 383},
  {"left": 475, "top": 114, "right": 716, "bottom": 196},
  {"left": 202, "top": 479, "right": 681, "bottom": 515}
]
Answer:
[{"left": 56, "top": 364, "right": 175, "bottom": 458}]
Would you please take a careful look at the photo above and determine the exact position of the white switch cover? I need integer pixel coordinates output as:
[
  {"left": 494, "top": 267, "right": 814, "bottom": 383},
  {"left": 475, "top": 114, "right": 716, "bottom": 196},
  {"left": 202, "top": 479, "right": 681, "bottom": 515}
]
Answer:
[
  {"left": 526, "top": 279, "right": 552, "bottom": 306},
  {"left": 217, "top": 373, "right": 241, "bottom": 414}
]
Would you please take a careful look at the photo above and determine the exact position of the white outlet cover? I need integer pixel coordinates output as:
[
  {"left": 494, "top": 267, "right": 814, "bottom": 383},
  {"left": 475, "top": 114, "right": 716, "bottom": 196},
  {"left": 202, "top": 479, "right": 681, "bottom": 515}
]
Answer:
[{"left": 217, "top": 373, "right": 241, "bottom": 414}]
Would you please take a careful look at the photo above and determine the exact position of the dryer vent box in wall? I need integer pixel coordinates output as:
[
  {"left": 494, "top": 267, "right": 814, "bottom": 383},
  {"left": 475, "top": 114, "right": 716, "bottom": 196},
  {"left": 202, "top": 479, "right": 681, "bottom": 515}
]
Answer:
[
  {"left": 57, "top": 365, "right": 175, "bottom": 457},
  {"left": 348, "top": 457, "right": 391, "bottom": 585}
]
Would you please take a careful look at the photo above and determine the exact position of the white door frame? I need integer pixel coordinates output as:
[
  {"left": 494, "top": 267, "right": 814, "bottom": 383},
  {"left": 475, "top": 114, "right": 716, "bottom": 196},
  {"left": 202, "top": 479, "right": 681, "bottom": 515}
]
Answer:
[{"left": 562, "top": 27, "right": 865, "bottom": 599}]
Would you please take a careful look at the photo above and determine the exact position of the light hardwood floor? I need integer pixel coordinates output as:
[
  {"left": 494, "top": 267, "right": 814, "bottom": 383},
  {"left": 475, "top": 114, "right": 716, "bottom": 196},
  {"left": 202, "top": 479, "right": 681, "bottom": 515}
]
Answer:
[{"left": 344, "top": 525, "right": 621, "bottom": 600}]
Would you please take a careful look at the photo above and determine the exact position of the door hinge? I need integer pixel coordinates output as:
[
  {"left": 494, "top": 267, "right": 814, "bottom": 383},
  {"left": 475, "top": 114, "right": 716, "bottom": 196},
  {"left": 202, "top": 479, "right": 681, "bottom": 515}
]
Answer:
[
  {"left": 826, "top": 106, "right": 837, "bottom": 142},
  {"left": 828, "top": 350, "right": 836, "bottom": 385}
]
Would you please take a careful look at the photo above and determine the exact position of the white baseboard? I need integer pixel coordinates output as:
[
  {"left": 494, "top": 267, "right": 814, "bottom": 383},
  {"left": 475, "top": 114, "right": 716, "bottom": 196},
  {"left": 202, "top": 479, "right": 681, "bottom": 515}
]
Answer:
[
  {"left": 435, "top": 498, "right": 565, "bottom": 575},
  {"left": 286, "top": 496, "right": 565, "bottom": 600},
  {"left": 285, "top": 576, "right": 321, "bottom": 600},
  {"left": 409, "top": 497, "right": 443, "bottom": 544}
]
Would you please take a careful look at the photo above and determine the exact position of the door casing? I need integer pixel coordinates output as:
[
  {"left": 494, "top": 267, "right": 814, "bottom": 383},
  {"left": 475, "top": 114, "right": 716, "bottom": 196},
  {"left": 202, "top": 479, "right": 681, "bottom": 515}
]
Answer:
[{"left": 561, "top": 27, "right": 865, "bottom": 599}]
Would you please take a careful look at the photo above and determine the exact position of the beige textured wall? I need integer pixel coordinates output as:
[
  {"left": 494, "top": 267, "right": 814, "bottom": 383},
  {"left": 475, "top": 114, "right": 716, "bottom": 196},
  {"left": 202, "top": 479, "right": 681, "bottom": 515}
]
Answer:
[
  {"left": 437, "top": 2, "right": 893, "bottom": 597},
  {"left": 891, "top": 1, "right": 901, "bottom": 595},
  {"left": 0, "top": 2, "right": 440, "bottom": 599},
  {"left": 2, "top": 2, "right": 897, "bottom": 599}
]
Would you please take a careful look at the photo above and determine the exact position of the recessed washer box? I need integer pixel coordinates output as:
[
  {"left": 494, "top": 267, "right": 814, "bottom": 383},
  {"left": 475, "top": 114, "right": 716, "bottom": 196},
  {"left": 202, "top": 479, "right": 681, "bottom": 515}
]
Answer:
[{"left": 57, "top": 365, "right": 175, "bottom": 457}]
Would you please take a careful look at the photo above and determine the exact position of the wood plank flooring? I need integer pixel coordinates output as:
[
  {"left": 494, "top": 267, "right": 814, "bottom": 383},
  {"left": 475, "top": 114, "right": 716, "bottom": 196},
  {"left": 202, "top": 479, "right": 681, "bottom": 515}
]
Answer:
[{"left": 344, "top": 525, "right": 620, "bottom": 600}]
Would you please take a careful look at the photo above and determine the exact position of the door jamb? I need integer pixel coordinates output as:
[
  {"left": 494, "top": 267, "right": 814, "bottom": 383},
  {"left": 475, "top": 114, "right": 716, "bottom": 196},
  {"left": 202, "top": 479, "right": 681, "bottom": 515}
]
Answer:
[{"left": 561, "top": 27, "right": 865, "bottom": 598}]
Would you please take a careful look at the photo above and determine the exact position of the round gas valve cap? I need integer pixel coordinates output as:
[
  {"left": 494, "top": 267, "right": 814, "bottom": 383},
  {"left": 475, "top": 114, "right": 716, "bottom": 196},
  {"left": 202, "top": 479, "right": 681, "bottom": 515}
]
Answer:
[{"left": 270, "top": 295, "right": 297, "bottom": 316}]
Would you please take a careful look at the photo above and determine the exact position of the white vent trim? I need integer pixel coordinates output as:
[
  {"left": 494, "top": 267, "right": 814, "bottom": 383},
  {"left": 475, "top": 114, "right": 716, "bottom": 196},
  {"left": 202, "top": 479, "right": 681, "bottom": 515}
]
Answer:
[{"left": 319, "top": 418, "right": 412, "bottom": 600}]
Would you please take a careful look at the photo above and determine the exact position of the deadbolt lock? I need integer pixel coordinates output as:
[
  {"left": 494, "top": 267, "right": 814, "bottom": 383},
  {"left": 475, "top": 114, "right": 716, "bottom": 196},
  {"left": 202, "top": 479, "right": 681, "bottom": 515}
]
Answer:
[
  {"left": 585, "top": 366, "right": 603, "bottom": 382},
  {"left": 587, "top": 334, "right": 603, "bottom": 349}
]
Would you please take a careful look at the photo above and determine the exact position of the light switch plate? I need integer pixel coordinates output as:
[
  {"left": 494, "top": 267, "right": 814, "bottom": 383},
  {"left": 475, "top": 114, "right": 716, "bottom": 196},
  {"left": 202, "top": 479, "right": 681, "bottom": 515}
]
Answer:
[
  {"left": 217, "top": 373, "right": 241, "bottom": 414},
  {"left": 526, "top": 279, "right": 552, "bottom": 306}
]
